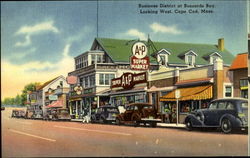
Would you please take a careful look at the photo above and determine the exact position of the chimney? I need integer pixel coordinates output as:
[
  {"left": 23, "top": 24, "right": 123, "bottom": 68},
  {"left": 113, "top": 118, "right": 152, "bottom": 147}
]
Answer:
[{"left": 218, "top": 38, "right": 224, "bottom": 51}]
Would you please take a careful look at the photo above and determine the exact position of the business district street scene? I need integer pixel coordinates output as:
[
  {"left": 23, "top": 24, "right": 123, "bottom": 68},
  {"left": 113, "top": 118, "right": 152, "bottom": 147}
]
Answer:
[
  {"left": 1, "top": 1, "right": 250, "bottom": 157},
  {"left": 2, "top": 108, "right": 248, "bottom": 157}
]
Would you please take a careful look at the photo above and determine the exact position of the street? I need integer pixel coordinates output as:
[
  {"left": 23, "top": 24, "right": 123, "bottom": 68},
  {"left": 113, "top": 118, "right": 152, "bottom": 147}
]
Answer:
[{"left": 2, "top": 108, "right": 248, "bottom": 157}]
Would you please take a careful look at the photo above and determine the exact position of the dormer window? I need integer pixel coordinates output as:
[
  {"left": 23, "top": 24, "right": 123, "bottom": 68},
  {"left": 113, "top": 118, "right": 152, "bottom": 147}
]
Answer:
[
  {"left": 184, "top": 50, "right": 198, "bottom": 66},
  {"left": 156, "top": 49, "right": 171, "bottom": 66},
  {"left": 209, "top": 52, "right": 222, "bottom": 64},
  {"left": 202, "top": 52, "right": 222, "bottom": 64}
]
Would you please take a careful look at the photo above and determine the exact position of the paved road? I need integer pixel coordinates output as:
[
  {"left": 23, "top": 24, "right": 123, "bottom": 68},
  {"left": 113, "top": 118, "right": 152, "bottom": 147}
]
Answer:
[{"left": 2, "top": 108, "right": 248, "bottom": 157}]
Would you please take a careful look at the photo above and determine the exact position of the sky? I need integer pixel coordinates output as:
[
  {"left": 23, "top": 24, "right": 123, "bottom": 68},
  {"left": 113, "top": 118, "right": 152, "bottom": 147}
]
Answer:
[{"left": 1, "top": 0, "right": 249, "bottom": 99}]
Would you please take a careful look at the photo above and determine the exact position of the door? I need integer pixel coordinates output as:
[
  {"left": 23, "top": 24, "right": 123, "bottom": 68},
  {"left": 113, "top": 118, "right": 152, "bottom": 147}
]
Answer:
[
  {"left": 95, "top": 108, "right": 102, "bottom": 121},
  {"left": 203, "top": 101, "right": 218, "bottom": 126},
  {"left": 215, "top": 101, "right": 228, "bottom": 126},
  {"left": 124, "top": 106, "right": 134, "bottom": 121}
]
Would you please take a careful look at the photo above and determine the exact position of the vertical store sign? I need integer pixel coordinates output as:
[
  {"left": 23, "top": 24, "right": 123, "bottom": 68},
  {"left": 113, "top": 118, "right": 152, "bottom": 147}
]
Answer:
[{"left": 130, "top": 42, "right": 149, "bottom": 70}]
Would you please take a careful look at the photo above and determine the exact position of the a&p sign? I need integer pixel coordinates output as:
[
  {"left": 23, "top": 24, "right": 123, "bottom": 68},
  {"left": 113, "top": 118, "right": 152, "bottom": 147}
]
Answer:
[{"left": 130, "top": 42, "right": 149, "bottom": 70}]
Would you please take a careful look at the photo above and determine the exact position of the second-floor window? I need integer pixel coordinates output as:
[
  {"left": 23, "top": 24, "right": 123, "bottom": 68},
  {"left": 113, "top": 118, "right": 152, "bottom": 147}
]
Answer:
[
  {"left": 91, "top": 54, "right": 103, "bottom": 64},
  {"left": 99, "top": 74, "right": 115, "bottom": 85},
  {"left": 224, "top": 85, "right": 232, "bottom": 97}
]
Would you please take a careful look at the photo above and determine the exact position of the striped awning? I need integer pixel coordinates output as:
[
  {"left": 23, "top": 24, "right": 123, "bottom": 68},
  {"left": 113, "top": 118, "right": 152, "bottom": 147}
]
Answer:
[
  {"left": 46, "top": 100, "right": 63, "bottom": 108},
  {"left": 160, "top": 85, "right": 213, "bottom": 101}
]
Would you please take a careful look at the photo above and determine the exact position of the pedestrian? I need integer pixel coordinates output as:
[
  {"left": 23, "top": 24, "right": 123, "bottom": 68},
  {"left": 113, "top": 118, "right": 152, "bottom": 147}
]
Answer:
[{"left": 164, "top": 104, "right": 171, "bottom": 123}]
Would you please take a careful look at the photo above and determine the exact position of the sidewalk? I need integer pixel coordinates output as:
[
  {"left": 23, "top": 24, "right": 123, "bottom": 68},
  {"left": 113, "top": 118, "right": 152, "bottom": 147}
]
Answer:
[
  {"left": 71, "top": 119, "right": 186, "bottom": 129},
  {"left": 71, "top": 119, "right": 83, "bottom": 122},
  {"left": 157, "top": 123, "right": 186, "bottom": 129}
]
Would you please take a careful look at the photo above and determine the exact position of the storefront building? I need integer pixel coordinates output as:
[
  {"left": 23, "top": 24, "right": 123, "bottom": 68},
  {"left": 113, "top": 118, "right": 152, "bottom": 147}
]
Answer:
[
  {"left": 67, "top": 37, "right": 235, "bottom": 121},
  {"left": 110, "top": 72, "right": 148, "bottom": 108},
  {"left": 36, "top": 75, "right": 70, "bottom": 116},
  {"left": 160, "top": 59, "right": 234, "bottom": 123},
  {"left": 229, "top": 53, "right": 248, "bottom": 99},
  {"left": 67, "top": 38, "right": 159, "bottom": 120},
  {"left": 145, "top": 38, "right": 234, "bottom": 123},
  {"left": 26, "top": 75, "right": 69, "bottom": 118}
]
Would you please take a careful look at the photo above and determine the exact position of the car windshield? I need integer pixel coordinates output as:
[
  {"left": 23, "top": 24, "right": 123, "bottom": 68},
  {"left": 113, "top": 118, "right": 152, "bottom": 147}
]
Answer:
[
  {"left": 143, "top": 106, "right": 152, "bottom": 109},
  {"left": 59, "top": 109, "right": 68, "bottom": 113},
  {"left": 106, "top": 108, "right": 119, "bottom": 113},
  {"left": 241, "top": 102, "right": 248, "bottom": 109}
]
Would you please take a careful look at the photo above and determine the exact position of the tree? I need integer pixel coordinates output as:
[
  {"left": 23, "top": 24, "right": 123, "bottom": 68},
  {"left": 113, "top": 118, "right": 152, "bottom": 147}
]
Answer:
[
  {"left": 2, "top": 82, "right": 41, "bottom": 106},
  {"left": 20, "top": 82, "right": 40, "bottom": 106}
]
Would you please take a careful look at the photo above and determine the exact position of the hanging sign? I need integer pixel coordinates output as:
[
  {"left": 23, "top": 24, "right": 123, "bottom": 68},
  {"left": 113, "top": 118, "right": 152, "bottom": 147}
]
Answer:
[
  {"left": 111, "top": 72, "right": 147, "bottom": 90},
  {"left": 74, "top": 85, "right": 83, "bottom": 95},
  {"left": 175, "top": 89, "right": 180, "bottom": 99},
  {"left": 130, "top": 42, "right": 149, "bottom": 70},
  {"left": 49, "top": 95, "right": 58, "bottom": 101},
  {"left": 66, "top": 75, "right": 78, "bottom": 85}
]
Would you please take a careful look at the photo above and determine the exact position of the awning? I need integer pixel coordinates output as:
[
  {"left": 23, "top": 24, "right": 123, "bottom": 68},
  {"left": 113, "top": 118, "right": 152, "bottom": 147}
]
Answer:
[
  {"left": 46, "top": 100, "right": 63, "bottom": 108},
  {"left": 147, "top": 86, "right": 176, "bottom": 92},
  {"left": 110, "top": 87, "right": 147, "bottom": 96},
  {"left": 160, "top": 85, "right": 213, "bottom": 101}
]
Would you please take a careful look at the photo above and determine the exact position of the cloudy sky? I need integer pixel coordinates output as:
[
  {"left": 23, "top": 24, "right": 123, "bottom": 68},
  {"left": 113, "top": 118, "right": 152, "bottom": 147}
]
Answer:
[{"left": 1, "top": 1, "right": 248, "bottom": 99}]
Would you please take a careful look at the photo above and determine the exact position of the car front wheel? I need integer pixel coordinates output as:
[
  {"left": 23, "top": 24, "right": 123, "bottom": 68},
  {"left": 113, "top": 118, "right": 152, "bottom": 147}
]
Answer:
[
  {"left": 186, "top": 119, "right": 193, "bottom": 131},
  {"left": 116, "top": 118, "right": 121, "bottom": 125},
  {"left": 221, "top": 118, "right": 232, "bottom": 134}
]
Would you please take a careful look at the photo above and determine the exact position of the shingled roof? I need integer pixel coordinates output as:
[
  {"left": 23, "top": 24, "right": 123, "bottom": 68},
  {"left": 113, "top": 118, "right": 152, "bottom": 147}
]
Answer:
[
  {"left": 36, "top": 76, "right": 60, "bottom": 91},
  {"left": 229, "top": 53, "right": 248, "bottom": 70},
  {"left": 95, "top": 38, "right": 235, "bottom": 65}
]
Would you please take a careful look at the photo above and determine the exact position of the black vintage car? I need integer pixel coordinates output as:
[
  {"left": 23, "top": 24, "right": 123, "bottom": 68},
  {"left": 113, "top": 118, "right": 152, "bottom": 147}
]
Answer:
[
  {"left": 184, "top": 98, "right": 248, "bottom": 133},
  {"left": 91, "top": 105, "right": 120, "bottom": 124}
]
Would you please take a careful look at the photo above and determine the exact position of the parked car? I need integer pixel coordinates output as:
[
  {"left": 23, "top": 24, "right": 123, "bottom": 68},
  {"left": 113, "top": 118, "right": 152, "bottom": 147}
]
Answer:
[
  {"left": 25, "top": 106, "right": 34, "bottom": 119},
  {"left": 91, "top": 105, "right": 120, "bottom": 124},
  {"left": 115, "top": 103, "right": 161, "bottom": 127},
  {"left": 11, "top": 109, "right": 26, "bottom": 118},
  {"left": 184, "top": 98, "right": 248, "bottom": 133},
  {"left": 44, "top": 108, "right": 71, "bottom": 121}
]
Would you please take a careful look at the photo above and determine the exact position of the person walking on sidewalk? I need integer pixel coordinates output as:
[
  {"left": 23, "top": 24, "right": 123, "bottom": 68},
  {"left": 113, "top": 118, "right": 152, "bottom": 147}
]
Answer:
[{"left": 164, "top": 104, "right": 172, "bottom": 123}]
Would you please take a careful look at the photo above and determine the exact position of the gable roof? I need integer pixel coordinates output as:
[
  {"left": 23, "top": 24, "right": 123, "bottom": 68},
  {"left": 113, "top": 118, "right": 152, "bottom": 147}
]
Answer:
[
  {"left": 229, "top": 53, "right": 248, "bottom": 70},
  {"left": 94, "top": 38, "right": 235, "bottom": 65},
  {"left": 36, "top": 76, "right": 61, "bottom": 91}
]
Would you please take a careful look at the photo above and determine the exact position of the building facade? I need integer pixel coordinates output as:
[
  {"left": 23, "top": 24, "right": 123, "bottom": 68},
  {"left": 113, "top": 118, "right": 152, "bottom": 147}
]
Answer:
[
  {"left": 67, "top": 37, "right": 235, "bottom": 122},
  {"left": 229, "top": 53, "right": 248, "bottom": 99}
]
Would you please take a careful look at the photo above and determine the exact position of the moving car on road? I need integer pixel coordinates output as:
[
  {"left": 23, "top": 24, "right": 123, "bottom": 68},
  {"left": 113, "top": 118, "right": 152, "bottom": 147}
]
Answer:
[
  {"left": 115, "top": 103, "right": 161, "bottom": 127},
  {"left": 91, "top": 105, "right": 120, "bottom": 124},
  {"left": 184, "top": 98, "right": 248, "bottom": 133}
]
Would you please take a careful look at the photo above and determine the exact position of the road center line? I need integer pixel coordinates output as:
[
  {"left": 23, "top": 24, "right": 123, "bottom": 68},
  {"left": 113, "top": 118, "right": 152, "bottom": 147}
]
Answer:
[
  {"left": 15, "top": 121, "right": 32, "bottom": 125},
  {"left": 9, "top": 129, "right": 56, "bottom": 142},
  {"left": 54, "top": 125, "right": 132, "bottom": 136}
]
